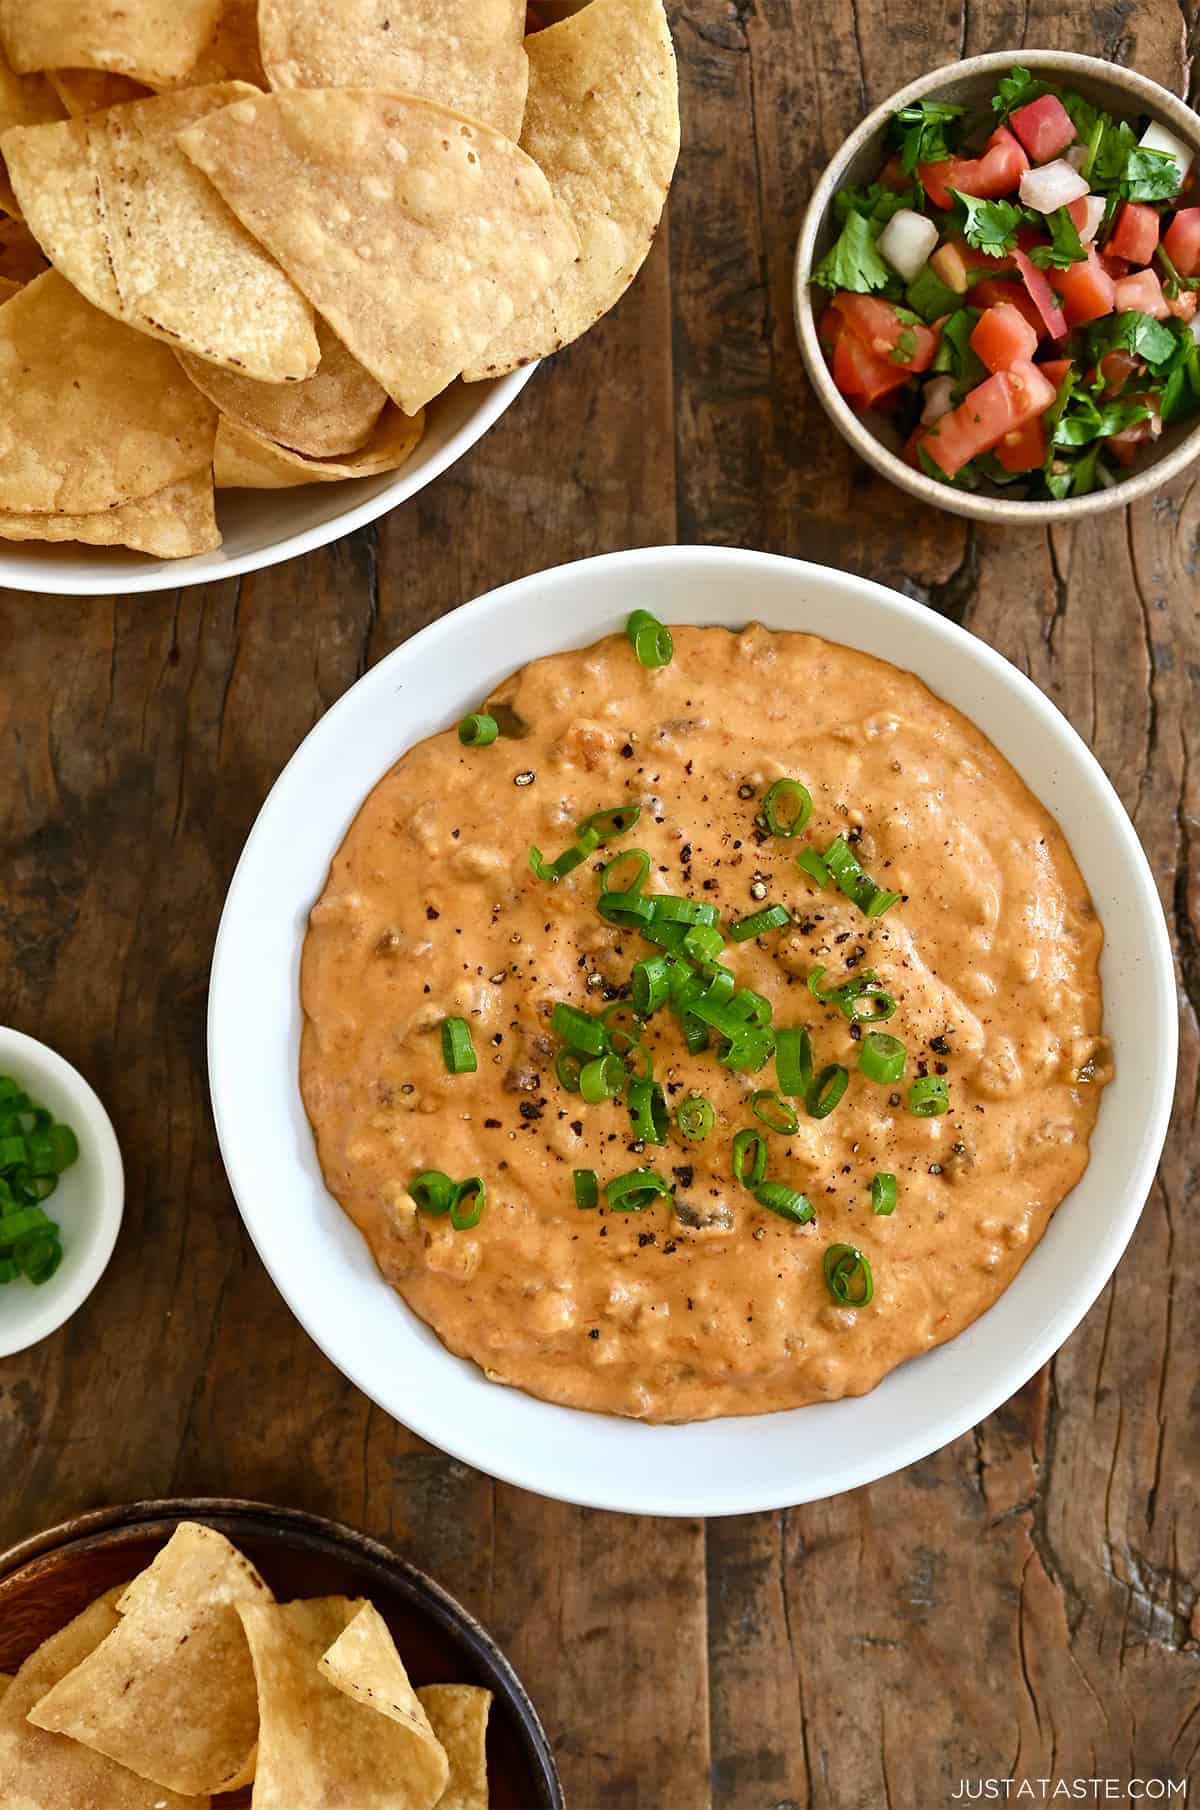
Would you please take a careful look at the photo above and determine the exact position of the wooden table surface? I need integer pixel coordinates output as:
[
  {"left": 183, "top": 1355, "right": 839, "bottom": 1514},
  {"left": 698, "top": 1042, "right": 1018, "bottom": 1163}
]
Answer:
[{"left": 2, "top": 4, "right": 1198, "bottom": 1805}]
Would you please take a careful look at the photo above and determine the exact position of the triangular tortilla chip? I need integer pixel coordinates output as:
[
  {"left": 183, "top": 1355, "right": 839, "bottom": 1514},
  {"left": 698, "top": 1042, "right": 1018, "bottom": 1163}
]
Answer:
[
  {"left": 28, "top": 1522, "right": 271, "bottom": 1796},
  {"left": 46, "top": 69, "right": 150, "bottom": 115},
  {"left": 238, "top": 1598, "right": 449, "bottom": 1810},
  {"left": 418, "top": 1685, "right": 492, "bottom": 1810},
  {"left": 214, "top": 403, "right": 423, "bottom": 487},
  {"left": 0, "top": 275, "right": 19, "bottom": 302},
  {"left": 464, "top": 0, "right": 678, "bottom": 378},
  {"left": 0, "top": 270, "right": 216, "bottom": 513},
  {"left": 170, "top": 0, "right": 266, "bottom": 89},
  {"left": 0, "top": 1673, "right": 10, "bottom": 1697},
  {"left": 0, "top": 217, "right": 46, "bottom": 282},
  {"left": 0, "top": 0, "right": 224, "bottom": 87},
  {"left": 318, "top": 1600, "right": 449, "bottom": 1806},
  {"left": 0, "top": 38, "right": 64, "bottom": 216},
  {"left": 3, "top": 84, "right": 319, "bottom": 380},
  {"left": 259, "top": 0, "right": 528, "bottom": 141},
  {"left": 179, "top": 88, "right": 578, "bottom": 413},
  {"left": 0, "top": 1596, "right": 204, "bottom": 1810},
  {"left": 0, "top": 470, "right": 221, "bottom": 557},
  {"left": 181, "top": 317, "right": 387, "bottom": 457}
]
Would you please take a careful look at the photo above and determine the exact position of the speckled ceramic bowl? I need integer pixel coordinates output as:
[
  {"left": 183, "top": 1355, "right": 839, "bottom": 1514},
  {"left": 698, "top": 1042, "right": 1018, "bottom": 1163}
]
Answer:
[{"left": 794, "top": 50, "right": 1200, "bottom": 522}]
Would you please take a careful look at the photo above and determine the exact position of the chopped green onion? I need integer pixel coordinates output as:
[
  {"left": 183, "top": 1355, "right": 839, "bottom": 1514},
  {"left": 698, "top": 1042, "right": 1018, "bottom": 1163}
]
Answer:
[
  {"left": 441, "top": 1017, "right": 477, "bottom": 1074},
  {"left": 823, "top": 1243, "right": 874, "bottom": 1306},
  {"left": 581, "top": 1054, "right": 627, "bottom": 1103},
  {"left": 871, "top": 1172, "right": 898, "bottom": 1216},
  {"left": 529, "top": 826, "right": 600, "bottom": 883},
  {"left": 0, "top": 1205, "right": 54, "bottom": 1242},
  {"left": 822, "top": 834, "right": 900, "bottom": 918},
  {"left": 761, "top": 778, "right": 813, "bottom": 838},
  {"left": 551, "top": 1002, "right": 609, "bottom": 1056},
  {"left": 574, "top": 1169, "right": 599, "bottom": 1209},
  {"left": 600, "top": 846, "right": 651, "bottom": 896},
  {"left": 729, "top": 903, "right": 790, "bottom": 942},
  {"left": 597, "top": 889, "right": 657, "bottom": 928},
  {"left": 858, "top": 1032, "right": 907, "bottom": 1085},
  {"left": 605, "top": 1168, "right": 672, "bottom": 1211},
  {"left": 866, "top": 888, "right": 901, "bottom": 918},
  {"left": 808, "top": 965, "right": 896, "bottom": 1023},
  {"left": 908, "top": 1075, "right": 950, "bottom": 1117},
  {"left": 630, "top": 955, "right": 672, "bottom": 1015},
  {"left": 806, "top": 1064, "right": 848, "bottom": 1119},
  {"left": 751, "top": 1090, "right": 800, "bottom": 1136},
  {"left": 457, "top": 712, "right": 498, "bottom": 747},
  {"left": 410, "top": 1171, "right": 455, "bottom": 1215},
  {"left": 626, "top": 608, "right": 673, "bottom": 669},
  {"left": 653, "top": 895, "right": 720, "bottom": 926},
  {"left": 578, "top": 804, "right": 642, "bottom": 842},
  {"left": 599, "top": 1003, "right": 652, "bottom": 1079},
  {"left": 754, "top": 1182, "right": 815, "bottom": 1224},
  {"left": 0, "top": 1135, "right": 24, "bottom": 1169},
  {"left": 28, "top": 1124, "right": 78, "bottom": 1172},
  {"left": 627, "top": 1078, "right": 669, "bottom": 1144},
  {"left": 680, "top": 1013, "right": 709, "bottom": 1056},
  {"left": 796, "top": 847, "right": 831, "bottom": 887},
  {"left": 720, "top": 1028, "right": 776, "bottom": 1074},
  {"left": 681, "top": 923, "right": 724, "bottom": 965},
  {"left": 555, "top": 1048, "right": 585, "bottom": 1093},
  {"left": 726, "top": 988, "right": 772, "bottom": 1028},
  {"left": 676, "top": 1093, "right": 715, "bottom": 1142},
  {"left": 731, "top": 1128, "right": 768, "bottom": 1188},
  {"left": 16, "top": 1232, "right": 60, "bottom": 1285},
  {"left": 775, "top": 1027, "right": 813, "bottom": 1098},
  {"left": 450, "top": 1176, "right": 486, "bottom": 1230},
  {"left": 639, "top": 918, "right": 689, "bottom": 953}
]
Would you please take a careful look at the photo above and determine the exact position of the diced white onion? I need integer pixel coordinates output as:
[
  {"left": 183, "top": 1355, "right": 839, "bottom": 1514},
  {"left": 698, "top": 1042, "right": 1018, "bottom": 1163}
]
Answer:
[
  {"left": 1064, "top": 144, "right": 1087, "bottom": 172},
  {"left": 1079, "top": 195, "right": 1107, "bottom": 244},
  {"left": 1190, "top": 314, "right": 1200, "bottom": 346},
  {"left": 921, "top": 375, "right": 958, "bottom": 424},
  {"left": 1019, "top": 158, "right": 1090, "bottom": 212},
  {"left": 877, "top": 208, "right": 940, "bottom": 283},
  {"left": 1139, "top": 120, "right": 1194, "bottom": 181}
]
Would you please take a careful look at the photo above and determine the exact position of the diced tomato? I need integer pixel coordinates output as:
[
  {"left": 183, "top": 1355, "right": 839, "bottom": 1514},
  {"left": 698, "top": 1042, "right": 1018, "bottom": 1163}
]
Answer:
[
  {"left": 920, "top": 359, "right": 1056, "bottom": 477},
  {"left": 969, "top": 277, "right": 1045, "bottom": 338},
  {"left": 1106, "top": 201, "right": 1160, "bottom": 266},
  {"left": 880, "top": 153, "right": 911, "bottom": 193},
  {"left": 919, "top": 127, "right": 1029, "bottom": 211},
  {"left": 1098, "top": 349, "right": 1142, "bottom": 396},
  {"left": 1013, "top": 246, "right": 1068, "bottom": 337},
  {"left": 1163, "top": 207, "right": 1200, "bottom": 278},
  {"left": 1098, "top": 251, "right": 1131, "bottom": 282},
  {"left": 902, "top": 426, "right": 924, "bottom": 469},
  {"left": 1053, "top": 245, "right": 1115, "bottom": 328},
  {"left": 831, "top": 294, "right": 937, "bottom": 372},
  {"left": 969, "top": 301, "right": 1039, "bottom": 372},
  {"left": 1168, "top": 287, "right": 1198, "bottom": 322},
  {"left": 994, "top": 414, "right": 1046, "bottom": 472},
  {"left": 1009, "top": 94, "right": 1077, "bottom": 164},
  {"left": 1037, "top": 358, "right": 1072, "bottom": 389},
  {"left": 832, "top": 331, "right": 912, "bottom": 407},
  {"left": 818, "top": 304, "right": 845, "bottom": 355},
  {"left": 1113, "top": 267, "right": 1169, "bottom": 318}
]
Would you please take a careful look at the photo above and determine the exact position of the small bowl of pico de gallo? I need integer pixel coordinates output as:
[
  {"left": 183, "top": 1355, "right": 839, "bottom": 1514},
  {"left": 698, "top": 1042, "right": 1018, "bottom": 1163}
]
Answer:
[{"left": 794, "top": 50, "right": 1200, "bottom": 520}]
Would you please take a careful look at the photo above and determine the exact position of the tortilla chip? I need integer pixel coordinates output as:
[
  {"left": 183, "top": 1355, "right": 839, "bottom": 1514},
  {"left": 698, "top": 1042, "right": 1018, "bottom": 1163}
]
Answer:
[
  {"left": 0, "top": 217, "right": 47, "bottom": 282},
  {"left": 0, "top": 1596, "right": 203, "bottom": 1810},
  {"left": 0, "top": 40, "right": 64, "bottom": 215},
  {"left": 0, "top": 0, "right": 224, "bottom": 87},
  {"left": 418, "top": 1686, "right": 492, "bottom": 1810},
  {"left": 260, "top": 0, "right": 528, "bottom": 141},
  {"left": 181, "top": 317, "right": 386, "bottom": 457},
  {"left": 2, "top": 85, "right": 319, "bottom": 382},
  {"left": 239, "top": 1598, "right": 450, "bottom": 1810},
  {"left": 179, "top": 89, "right": 578, "bottom": 414},
  {"left": 214, "top": 401, "right": 422, "bottom": 487},
  {"left": 318, "top": 1601, "right": 449, "bottom": 1804},
  {"left": 46, "top": 69, "right": 151, "bottom": 114},
  {"left": 0, "top": 275, "right": 19, "bottom": 302},
  {"left": 0, "top": 271, "right": 216, "bottom": 513},
  {"left": 0, "top": 1673, "right": 10, "bottom": 1697},
  {"left": 171, "top": 0, "right": 266, "bottom": 88},
  {"left": 0, "top": 471, "right": 221, "bottom": 557},
  {"left": 464, "top": 0, "right": 677, "bottom": 379},
  {"left": 28, "top": 1521, "right": 271, "bottom": 1796}
]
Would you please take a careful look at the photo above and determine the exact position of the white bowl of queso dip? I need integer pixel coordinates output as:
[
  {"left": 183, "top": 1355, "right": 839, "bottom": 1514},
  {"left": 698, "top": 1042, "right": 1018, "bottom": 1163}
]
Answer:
[{"left": 208, "top": 546, "right": 1175, "bottom": 1514}]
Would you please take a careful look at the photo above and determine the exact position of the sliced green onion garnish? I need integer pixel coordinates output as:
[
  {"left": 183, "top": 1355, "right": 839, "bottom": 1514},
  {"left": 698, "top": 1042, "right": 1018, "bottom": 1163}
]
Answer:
[
  {"left": 823, "top": 1243, "right": 873, "bottom": 1306},
  {"left": 681, "top": 1014, "right": 709, "bottom": 1056},
  {"left": 410, "top": 1170, "right": 454, "bottom": 1215},
  {"left": 457, "top": 712, "right": 498, "bottom": 747},
  {"left": 681, "top": 923, "right": 724, "bottom": 965},
  {"left": 597, "top": 889, "right": 657, "bottom": 928},
  {"left": 605, "top": 1168, "right": 672, "bottom": 1211},
  {"left": 599, "top": 1003, "right": 652, "bottom": 1079},
  {"left": 626, "top": 609, "right": 673, "bottom": 669},
  {"left": 720, "top": 1028, "right": 776, "bottom": 1074},
  {"left": 15, "top": 1231, "right": 60, "bottom": 1285},
  {"left": 775, "top": 1027, "right": 813, "bottom": 1097},
  {"left": 627, "top": 1078, "right": 669, "bottom": 1144},
  {"left": 0, "top": 1135, "right": 25, "bottom": 1169},
  {"left": 441, "top": 1017, "right": 477, "bottom": 1075},
  {"left": 630, "top": 955, "right": 672, "bottom": 1015},
  {"left": 676, "top": 1093, "right": 715, "bottom": 1142},
  {"left": 578, "top": 804, "right": 642, "bottom": 842},
  {"left": 824, "top": 835, "right": 875, "bottom": 911},
  {"left": 761, "top": 778, "right": 813, "bottom": 838},
  {"left": 599, "top": 847, "right": 650, "bottom": 896},
  {"left": 908, "top": 1075, "right": 950, "bottom": 1117},
  {"left": 551, "top": 1002, "right": 609, "bottom": 1056},
  {"left": 796, "top": 847, "right": 831, "bottom": 887},
  {"left": 806, "top": 1063, "right": 848, "bottom": 1119},
  {"left": 731, "top": 1128, "right": 768, "bottom": 1188},
  {"left": 858, "top": 1032, "right": 906, "bottom": 1085},
  {"left": 808, "top": 966, "right": 896, "bottom": 1023},
  {"left": 555, "top": 1048, "right": 585, "bottom": 1093},
  {"left": 0, "top": 1204, "right": 53, "bottom": 1242},
  {"left": 574, "top": 1169, "right": 599, "bottom": 1209},
  {"left": 871, "top": 1172, "right": 898, "bottom": 1216},
  {"left": 581, "top": 1054, "right": 627, "bottom": 1103},
  {"left": 450, "top": 1176, "right": 486, "bottom": 1230},
  {"left": 754, "top": 1182, "right": 815, "bottom": 1224},
  {"left": 653, "top": 895, "right": 720, "bottom": 926},
  {"left": 866, "top": 888, "right": 901, "bottom": 918},
  {"left": 639, "top": 918, "right": 689, "bottom": 952},
  {"left": 529, "top": 826, "right": 600, "bottom": 883},
  {"left": 729, "top": 903, "right": 790, "bottom": 942},
  {"left": 750, "top": 1089, "right": 800, "bottom": 1136}
]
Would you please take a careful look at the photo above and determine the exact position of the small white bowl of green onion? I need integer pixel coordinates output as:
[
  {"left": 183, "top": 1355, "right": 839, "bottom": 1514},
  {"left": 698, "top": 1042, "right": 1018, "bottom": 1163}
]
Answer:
[{"left": 0, "top": 1027, "right": 124, "bottom": 1359}]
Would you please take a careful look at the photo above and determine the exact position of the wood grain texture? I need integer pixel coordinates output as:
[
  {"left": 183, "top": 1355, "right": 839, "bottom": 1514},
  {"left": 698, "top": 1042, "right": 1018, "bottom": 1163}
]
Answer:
[{"left": 1, "top": 4, "right": 1198, "bottom": 1806}]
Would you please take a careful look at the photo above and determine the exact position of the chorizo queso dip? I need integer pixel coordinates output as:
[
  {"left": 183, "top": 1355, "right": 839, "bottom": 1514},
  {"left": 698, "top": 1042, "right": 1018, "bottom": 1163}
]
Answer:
[{"left": 300, "top": 620, "right": 1110, "bottom": 1422}]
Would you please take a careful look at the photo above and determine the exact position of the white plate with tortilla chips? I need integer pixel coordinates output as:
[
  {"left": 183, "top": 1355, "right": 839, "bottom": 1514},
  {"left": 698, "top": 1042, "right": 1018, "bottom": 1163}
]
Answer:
[
  {"left": 0, "top": 0, "right": 679, "bottom": 594},
  {"left": 0, "top": 1498, "right": 562, "bottom": 1809}
]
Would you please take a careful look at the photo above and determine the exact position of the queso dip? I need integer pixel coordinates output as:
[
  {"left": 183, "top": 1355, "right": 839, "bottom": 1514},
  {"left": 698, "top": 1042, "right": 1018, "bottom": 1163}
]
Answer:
[{"left": 300, "top": 623, "right": 1110, "bottom": 1422}]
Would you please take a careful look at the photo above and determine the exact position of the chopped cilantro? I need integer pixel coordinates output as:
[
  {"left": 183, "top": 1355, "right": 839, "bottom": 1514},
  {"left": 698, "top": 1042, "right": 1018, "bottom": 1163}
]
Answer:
[
  {"left": 1085, "top": 117, "right": 1138, "bottom": 193},
  {"left": 905, "top": 263, "right": 961, "bottom": 323},
  {"left": 1029, "top": 205, "right": 1087, "bottom": 270},
  {"left": 891, "top": 98, "right": 965, "bottom": 175},
  {"left": 811, "top": 210, "right": 895, "bottom": 295},
  {"left": 932, "top": 307, "right": 985, "bottom": 388},
  {"left": 833, "top": 181, "right": 919, "bottom": 228},
  {"left": 1155, "top": 243, "right": 1200, "bottom": 300},
  {"left": 952, "top": 191, "right": 1025, "bottom": 258},
  {"left": 992, "top": 67, "right": 1043, "bottom": 123},
  {"left": 1121, "top": 147, "right": 1184, "bottom": 203},
  {"left": 1053, "top": 391, "right": 1153, "bottom": 447},
  {"left": 1087, "top": 310, "right": 1182, "bottom": 373},
  {"left": 889, "top": 326, "right": 919, "bottom": 365}
]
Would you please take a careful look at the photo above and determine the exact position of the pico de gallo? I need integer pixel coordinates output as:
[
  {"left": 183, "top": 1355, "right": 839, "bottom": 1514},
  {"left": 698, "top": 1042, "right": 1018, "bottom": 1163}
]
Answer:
[{"left": 812, "top": 66, "right": 1200, "bottom": 498}]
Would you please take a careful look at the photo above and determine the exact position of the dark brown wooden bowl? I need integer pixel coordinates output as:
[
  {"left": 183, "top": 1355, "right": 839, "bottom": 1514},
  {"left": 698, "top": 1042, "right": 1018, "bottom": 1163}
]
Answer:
[{"left": 0, "top": 1498, "right": 564, "bottom": 1810}]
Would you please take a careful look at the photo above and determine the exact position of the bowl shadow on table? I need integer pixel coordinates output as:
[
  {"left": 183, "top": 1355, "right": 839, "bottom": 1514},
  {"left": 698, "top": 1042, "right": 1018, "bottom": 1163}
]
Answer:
[{"left": 0, "top": 1498, "right": 562, "bottom": 1810}]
